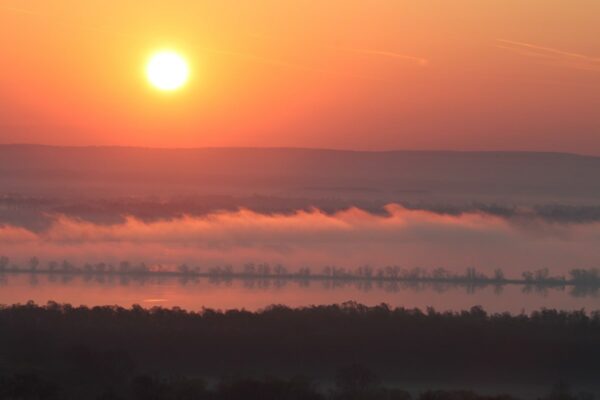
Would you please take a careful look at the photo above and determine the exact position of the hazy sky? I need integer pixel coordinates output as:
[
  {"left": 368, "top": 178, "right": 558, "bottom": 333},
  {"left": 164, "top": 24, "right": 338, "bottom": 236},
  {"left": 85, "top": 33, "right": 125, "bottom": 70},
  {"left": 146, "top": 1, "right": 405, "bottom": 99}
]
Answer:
[{"left": 1, "top": 1, "right": 599, "bottom": 153}]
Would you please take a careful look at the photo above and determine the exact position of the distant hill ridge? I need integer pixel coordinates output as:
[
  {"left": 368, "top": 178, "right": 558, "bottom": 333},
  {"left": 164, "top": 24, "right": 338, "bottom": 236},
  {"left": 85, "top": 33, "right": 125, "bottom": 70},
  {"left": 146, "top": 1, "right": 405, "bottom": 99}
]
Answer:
[{"left": 0, "top": 144, "right": 599, "bottom": 201}]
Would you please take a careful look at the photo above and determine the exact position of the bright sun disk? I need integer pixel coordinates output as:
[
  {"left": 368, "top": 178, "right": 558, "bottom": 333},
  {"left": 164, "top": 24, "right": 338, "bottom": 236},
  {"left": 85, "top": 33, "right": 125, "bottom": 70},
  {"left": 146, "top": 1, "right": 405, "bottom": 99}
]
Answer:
[{"left": 146, "top": 51, "right": 189, "bottom": 91}]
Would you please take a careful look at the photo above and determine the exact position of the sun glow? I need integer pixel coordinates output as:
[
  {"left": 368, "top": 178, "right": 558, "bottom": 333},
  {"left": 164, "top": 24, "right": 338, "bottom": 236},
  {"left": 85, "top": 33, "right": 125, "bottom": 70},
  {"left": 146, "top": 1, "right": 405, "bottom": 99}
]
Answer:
[{"left": 146, "top": 51, "right": 190, "bottom": 91}]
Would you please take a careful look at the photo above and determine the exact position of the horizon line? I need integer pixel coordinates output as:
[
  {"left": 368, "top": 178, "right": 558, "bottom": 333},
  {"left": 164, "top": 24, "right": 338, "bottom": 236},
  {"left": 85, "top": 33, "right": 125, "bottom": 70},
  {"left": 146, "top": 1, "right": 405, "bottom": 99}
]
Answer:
[{"left": 0, "top": 142, "right": 594, "bottom": 158}]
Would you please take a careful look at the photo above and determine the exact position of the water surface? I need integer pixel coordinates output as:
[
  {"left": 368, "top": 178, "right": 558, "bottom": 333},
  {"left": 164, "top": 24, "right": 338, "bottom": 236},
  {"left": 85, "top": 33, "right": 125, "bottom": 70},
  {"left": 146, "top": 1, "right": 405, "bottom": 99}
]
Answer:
[{"left": 1, "top": 273, "right": 598, "bottom": 313}]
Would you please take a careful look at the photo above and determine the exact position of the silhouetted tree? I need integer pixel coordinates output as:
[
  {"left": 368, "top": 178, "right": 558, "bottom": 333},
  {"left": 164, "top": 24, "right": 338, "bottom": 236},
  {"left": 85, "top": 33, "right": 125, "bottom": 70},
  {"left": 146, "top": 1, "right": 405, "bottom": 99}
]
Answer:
[
  {"left": 0, "top": 373, "right": 60, "bottom": 400},
  {"left": 333, "top": 364, "right": 380, "bottom": 400},
  {"left": 28, "top": 256, "right": 39, "bottom": 272},
  {"left": 0, "top": 256, "right": 9, "bottom": 272}
]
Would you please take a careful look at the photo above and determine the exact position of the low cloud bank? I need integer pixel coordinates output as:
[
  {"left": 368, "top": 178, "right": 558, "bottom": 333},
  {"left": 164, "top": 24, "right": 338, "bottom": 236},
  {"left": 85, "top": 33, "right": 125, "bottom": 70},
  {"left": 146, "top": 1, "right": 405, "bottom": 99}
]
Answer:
[{"left": 1, "top": 204, "right": 599, "bottom": 275}]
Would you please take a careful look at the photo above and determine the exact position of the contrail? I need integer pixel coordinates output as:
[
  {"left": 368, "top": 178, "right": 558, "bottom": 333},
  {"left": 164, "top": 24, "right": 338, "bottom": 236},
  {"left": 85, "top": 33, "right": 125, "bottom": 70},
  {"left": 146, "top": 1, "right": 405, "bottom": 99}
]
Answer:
[
  {"left": 497, "top": 39, "right": 600, "bottom": 63},
  {"left": 496, "top": 39, "right": 600, "bottom": 73},
  {"left": 341, "top": 48, "right": 429, "bottom": 66},
  {"left": 494, "top": 45, "right": 554, "bottom": 59},
  {"left": 249, "top": 32, "right": 429, "bottom": 67},
  {"left": 0, "top": 4, "right": 37, "bottom": 15},
  {"left": 201, "top": 47, "right": 391, "bottom": 82}
]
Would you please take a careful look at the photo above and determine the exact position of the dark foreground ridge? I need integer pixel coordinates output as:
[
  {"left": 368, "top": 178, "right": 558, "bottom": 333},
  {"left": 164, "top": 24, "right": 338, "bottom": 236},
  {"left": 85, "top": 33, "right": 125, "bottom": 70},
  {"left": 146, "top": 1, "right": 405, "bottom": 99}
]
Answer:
[
  {"left": 0, "top": 372, "right": 593, "bottom": 400},
  {"left": 0, "top": 302, "right": 599, "bottom": 399}
]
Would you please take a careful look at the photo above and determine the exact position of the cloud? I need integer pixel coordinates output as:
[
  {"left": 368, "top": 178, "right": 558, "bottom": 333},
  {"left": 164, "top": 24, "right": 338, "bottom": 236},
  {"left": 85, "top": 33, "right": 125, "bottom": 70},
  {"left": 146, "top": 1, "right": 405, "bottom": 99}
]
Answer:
[{"left": 2, "top": 205, "right": 600, "bottom": 275}]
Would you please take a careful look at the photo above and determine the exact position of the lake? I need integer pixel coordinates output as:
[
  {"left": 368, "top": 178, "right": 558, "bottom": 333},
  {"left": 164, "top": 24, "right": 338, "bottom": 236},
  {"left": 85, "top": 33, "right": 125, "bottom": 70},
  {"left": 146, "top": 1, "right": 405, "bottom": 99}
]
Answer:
[{"left": 1, "top": 273, "right": 598, "bottom": 313}]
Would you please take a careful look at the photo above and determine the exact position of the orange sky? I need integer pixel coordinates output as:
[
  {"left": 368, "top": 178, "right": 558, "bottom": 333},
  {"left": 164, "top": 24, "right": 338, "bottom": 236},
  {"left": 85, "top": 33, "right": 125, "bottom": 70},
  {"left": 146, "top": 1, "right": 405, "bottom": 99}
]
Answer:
[{"left": 1, "top": 1, "right": 599, "bottom": 153}]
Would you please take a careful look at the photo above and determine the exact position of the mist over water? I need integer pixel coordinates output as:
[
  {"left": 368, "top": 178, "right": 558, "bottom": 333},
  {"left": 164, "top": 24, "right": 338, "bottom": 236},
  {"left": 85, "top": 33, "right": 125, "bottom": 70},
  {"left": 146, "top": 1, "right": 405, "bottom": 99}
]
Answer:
[
  {"left": 2, "top": 147, "right": 600, "bottom": 312},
  {"left": 1, "top": 204, "right": 600, "bottom": 312},
  {"left": 2, "top": 205, "right": 600, "bottom": 275}
]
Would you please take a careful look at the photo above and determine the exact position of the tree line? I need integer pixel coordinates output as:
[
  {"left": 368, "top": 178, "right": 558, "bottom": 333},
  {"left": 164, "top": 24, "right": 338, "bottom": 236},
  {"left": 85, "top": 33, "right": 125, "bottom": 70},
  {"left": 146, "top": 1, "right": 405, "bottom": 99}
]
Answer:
[
  {"left": 0, "top": 301, "right": 598, "bottom": 399},
  {"left": 1, "top": 256, "right": 599, "bottom": 288},
  {"left": 0, "top": 368, "right": 593, "bottom": 400}
]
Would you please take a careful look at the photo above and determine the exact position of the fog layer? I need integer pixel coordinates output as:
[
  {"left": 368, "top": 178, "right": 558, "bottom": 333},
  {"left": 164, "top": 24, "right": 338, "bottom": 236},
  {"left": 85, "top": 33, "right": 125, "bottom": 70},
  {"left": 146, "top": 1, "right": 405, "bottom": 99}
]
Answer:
[{"left": 1, "top": 205, "right": 599, "bottom": 274}]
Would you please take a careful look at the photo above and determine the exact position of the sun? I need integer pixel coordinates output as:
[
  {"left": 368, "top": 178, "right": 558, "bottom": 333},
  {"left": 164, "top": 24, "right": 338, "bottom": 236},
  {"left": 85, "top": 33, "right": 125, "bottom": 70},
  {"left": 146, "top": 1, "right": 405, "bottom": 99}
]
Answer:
[{"left": 146, "top": 51, "right": 190, "bottom": 91}]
